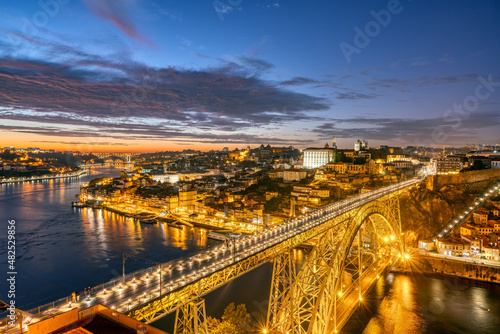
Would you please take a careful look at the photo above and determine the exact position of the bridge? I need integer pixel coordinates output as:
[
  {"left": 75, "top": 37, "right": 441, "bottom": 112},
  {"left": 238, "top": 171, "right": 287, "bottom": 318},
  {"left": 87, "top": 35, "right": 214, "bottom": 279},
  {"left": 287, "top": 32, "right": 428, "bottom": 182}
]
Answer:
[{"left": 3, "top": 177, "right": 423, "bottom": 334}]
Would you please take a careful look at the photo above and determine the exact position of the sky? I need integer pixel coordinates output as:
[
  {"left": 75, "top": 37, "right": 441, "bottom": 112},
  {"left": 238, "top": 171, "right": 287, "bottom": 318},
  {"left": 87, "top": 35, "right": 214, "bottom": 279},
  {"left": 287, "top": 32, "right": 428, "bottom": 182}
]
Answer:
[{"left": 0, "top": 0, "right": 499, "bottom": 153}]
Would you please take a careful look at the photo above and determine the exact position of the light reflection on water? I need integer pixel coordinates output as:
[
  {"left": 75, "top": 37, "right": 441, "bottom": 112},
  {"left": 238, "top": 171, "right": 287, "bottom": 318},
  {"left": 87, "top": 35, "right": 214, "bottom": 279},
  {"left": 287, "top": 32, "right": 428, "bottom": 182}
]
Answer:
[
  {"left": 344, "top": 273, "right": 500, "bottom": 334},
  {"left": 0, "top": 166, "right": 208, "bottom": 309}
]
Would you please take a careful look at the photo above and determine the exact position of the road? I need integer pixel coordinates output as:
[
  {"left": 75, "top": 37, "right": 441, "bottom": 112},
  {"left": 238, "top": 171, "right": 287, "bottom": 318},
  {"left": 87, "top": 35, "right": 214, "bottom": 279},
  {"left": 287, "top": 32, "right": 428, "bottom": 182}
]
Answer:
[{"left": 415, "top": 250, "right": 500, "bottom": 268}]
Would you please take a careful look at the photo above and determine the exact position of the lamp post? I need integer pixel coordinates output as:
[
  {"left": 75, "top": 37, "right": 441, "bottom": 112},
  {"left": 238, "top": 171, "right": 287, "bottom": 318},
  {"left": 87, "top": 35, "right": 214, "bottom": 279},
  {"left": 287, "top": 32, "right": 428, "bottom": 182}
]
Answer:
[{"left": 123, "top": 253, "right": 162, "bottom": 296}]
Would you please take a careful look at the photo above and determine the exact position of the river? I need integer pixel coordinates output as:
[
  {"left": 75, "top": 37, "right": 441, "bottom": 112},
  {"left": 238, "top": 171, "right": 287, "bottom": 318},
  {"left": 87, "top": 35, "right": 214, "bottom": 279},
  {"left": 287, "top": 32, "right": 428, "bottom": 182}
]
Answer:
[{"left": 1, "top": 165, "right": 499, "bottom": 333}]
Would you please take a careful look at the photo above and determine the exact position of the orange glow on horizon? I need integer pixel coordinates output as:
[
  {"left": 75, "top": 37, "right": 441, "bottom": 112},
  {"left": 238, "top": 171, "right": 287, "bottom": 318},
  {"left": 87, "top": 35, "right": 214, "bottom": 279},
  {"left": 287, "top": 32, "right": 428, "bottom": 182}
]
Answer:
[{"left": 0, "top": 133, "right": 247, "bottom": 153}]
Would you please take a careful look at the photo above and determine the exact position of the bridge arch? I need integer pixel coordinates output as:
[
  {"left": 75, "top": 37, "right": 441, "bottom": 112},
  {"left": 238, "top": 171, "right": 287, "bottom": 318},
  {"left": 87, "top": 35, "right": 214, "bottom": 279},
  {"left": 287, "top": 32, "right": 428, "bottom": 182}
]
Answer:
[{"left": 267, "top": 197, "right": 405, "bottom": 334}]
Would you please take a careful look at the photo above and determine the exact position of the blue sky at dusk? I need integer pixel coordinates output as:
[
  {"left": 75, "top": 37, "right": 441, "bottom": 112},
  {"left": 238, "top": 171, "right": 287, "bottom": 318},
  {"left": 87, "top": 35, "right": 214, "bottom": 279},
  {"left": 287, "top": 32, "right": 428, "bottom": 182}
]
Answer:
[{"left": 0, "top": 0, "right": 499, "bottom": 152}]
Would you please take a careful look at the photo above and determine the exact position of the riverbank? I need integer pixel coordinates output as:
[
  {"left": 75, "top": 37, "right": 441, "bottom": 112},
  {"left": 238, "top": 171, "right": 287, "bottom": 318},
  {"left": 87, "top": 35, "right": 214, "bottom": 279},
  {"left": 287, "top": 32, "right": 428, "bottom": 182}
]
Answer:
[
  {"left": 0, "top": 169, "right": 87, "bottom": 184},
  {"left": 392, "top": 253, "right": 500, "bottom": 284},
  {"left": 78, "top": 203, "right": 230, "bottom": 231}
]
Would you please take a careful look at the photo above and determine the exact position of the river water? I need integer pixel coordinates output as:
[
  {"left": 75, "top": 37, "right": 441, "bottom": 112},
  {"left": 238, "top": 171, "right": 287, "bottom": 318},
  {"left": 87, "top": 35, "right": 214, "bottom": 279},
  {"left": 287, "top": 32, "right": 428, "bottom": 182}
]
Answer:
[{"left": 1, "top": 165, "right": 499, "bottom": 333}]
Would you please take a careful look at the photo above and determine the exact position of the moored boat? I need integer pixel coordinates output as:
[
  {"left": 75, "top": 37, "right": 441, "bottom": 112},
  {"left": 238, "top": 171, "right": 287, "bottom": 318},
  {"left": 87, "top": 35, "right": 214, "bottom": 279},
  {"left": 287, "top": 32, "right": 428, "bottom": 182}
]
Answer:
[
  {"left": 139, "top": 218, "right": 157, "bottom": 224},
  {"left": 207, "top": 231, "right": 230, "bottom": 241}
]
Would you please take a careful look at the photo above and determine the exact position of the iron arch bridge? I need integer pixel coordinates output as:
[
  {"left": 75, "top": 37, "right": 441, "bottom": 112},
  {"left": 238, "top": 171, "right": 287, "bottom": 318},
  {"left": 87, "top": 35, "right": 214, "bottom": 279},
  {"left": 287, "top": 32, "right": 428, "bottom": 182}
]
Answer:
[
  {"left": 9, "top": 177, "right": 422, "bottom": 334},
  {"left": 126, "top": 178, "right": 421, "bottom": 333}
]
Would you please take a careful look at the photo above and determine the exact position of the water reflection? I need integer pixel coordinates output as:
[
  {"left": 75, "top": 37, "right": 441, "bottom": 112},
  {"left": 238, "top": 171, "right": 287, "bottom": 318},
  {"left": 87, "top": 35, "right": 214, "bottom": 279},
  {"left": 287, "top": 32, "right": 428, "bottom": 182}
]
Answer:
[
  {"left": 344, "top": 273, "right": 500, "bottom": 334},
  {"left": 0, "top": 166, "right": 206, "bottom": 309}
]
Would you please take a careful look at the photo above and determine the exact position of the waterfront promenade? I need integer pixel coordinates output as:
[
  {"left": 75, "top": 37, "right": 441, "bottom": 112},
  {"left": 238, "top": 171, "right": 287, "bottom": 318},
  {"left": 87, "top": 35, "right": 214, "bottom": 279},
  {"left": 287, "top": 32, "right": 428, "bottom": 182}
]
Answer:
[
  {"left": 0, "top": 170, "right": 87, "bottom": 184},
  {"left": 398, "top": 251, "right": 500, "bottom": 284}
]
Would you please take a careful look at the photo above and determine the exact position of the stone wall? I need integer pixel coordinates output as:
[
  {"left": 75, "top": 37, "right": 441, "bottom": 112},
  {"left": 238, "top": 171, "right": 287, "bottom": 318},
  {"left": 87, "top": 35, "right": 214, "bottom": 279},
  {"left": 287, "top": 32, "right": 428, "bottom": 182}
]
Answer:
[
  {"left": 398, "top": 254, "right": 500, "bottom": 284},
  {"left": 427, "top": 168, "right": 500, "bottom": 191}
]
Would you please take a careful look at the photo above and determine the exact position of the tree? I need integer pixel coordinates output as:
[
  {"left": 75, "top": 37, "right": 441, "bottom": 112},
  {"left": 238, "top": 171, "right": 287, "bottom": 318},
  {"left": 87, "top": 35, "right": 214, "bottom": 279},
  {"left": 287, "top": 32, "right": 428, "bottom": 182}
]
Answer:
[
  {"left": 88, "top": 177, "right": 109, "bottom": 186},
  {"left": 264, "top": 197, "right": 282, "bottom": 212},
  {"left": 206, "top": 303, "right": 253, "bottom": 334}
]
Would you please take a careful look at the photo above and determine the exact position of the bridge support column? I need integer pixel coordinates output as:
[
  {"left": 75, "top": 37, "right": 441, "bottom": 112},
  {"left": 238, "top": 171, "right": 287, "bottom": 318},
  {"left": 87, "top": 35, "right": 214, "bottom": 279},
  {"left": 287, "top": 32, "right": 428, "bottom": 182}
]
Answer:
[
  {"left": 267, "top": 249, "right": 296, "bottom": 333},
  {"left": 358, "top": 227, "right": 363, "bottom": 303},
  {"left": 174, "top": 298, "right": 208, "bottom": 334}
]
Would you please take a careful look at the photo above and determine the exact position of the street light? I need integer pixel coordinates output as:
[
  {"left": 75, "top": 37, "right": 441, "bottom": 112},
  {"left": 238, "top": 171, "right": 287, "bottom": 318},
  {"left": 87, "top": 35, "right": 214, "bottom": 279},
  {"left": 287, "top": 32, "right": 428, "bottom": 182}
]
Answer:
[{"left": 123, "top": 253, "right": 163, "bottom": 296}]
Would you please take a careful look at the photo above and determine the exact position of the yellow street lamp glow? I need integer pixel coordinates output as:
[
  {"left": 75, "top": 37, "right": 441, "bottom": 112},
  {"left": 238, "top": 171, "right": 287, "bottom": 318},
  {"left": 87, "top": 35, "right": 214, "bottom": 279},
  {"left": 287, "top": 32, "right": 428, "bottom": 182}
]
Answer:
[
  {"left": 384, "top": 237, "right": 388, "bottom": 242},
  {"left": 405, "top": 254, "right": 410, "bottom": 259},
  {"left": 390, "top": 235, "right": 395, "bottom": 241}
]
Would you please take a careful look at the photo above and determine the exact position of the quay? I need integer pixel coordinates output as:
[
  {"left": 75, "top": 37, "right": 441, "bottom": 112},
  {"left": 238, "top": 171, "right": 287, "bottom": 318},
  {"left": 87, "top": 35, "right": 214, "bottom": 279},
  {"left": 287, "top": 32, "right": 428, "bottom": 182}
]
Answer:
[
  {"left": 392, "top": 251, "right": 500, "bottom": 284},
  {"left": 0, "top": 170, "right": 87, "bottom": 185}
]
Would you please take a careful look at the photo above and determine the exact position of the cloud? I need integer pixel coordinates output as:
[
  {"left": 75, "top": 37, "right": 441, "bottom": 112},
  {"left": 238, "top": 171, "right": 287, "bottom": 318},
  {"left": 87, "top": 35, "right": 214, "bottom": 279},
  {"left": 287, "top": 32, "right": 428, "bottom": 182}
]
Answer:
[
  {"left": 237, "top": 56, "right": 274, "bottom": 73},
  {"left": 364, "top": 73, "right": 480, "bottom": 91},
  {"left": 313, "top": 111, "right": 500, "bottom": 145},
  {"left": 0, "top": 35, "right": 329, "bottom": 146},
  {"left": 82, "top": 0, "right": 154, "bottom": 46},
  {"left": 279, "top": 76, "right": 320, "bottom": 86},
  {"left": 336, "top": 92, "right": 377, "bottom": 100}
]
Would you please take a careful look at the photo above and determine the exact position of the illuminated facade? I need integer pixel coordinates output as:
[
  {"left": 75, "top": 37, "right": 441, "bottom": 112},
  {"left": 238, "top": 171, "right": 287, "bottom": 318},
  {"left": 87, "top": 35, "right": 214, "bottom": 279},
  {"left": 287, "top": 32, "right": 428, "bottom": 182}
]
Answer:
[{"left": 303, "top": 147, "right": 335, "bottom": 169}]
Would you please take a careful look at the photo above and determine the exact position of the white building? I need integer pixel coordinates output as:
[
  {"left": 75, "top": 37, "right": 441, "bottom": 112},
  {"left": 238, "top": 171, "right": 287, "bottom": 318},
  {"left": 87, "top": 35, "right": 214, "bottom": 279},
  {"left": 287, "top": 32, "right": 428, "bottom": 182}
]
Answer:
[
  {"left": 492, "top": 157, "right": 500, "bottom": 168},
  {"left": 354, "top": 139, "right": 368, "bottom": 152},
  {"left": 303, "top": 146, "right": 335, "bottom": 169}
]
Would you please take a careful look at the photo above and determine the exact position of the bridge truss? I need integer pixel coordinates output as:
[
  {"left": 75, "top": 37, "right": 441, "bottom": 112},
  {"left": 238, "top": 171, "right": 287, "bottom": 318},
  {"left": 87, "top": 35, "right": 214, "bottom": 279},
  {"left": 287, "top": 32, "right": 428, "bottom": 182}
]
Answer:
[
  {"left": 127, "top": 185, "right": 415, "bottom": 333},
  {"left": 267, "top": 194, "right": 404, "bottom": 333}
]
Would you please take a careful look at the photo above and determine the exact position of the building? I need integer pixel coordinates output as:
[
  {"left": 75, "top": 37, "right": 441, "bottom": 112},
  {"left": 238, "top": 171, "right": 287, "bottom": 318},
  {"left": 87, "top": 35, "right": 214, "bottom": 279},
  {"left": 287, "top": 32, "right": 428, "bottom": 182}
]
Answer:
[
  {"left": 179, "top": 190, "right": 197, "bottom": 211},
  {"left": 268, "top": 169, "right": 284, "bottom": 179},
  {"left": 27, "top": 304, "right": 166, "bottom": 334},
  {"left": 460, "top": 224, "right": 478, "bottom": 237},
  {"left": 492, "top": 157, "right": 500, "bottom": 168},
  {"left": 310, "top": 188, "right": 330, "bottom": 198},
  {"left": 303, "top": 144, "right": 335, "bottom": 169},
  {"left": 418, "top": 240, "right": 434, "bottom": 251},
  {"left": 436, "top": 155, "right": 465, "bottom": 174},
  {"left": 473, "top": 209, "right": 489, "bottom": 224},
  {"left": 483, "top": 244, "right": 499, "bottom": 260},
  {"left": 282, "top": 169, "right": 307, "bottom": 182},
  {"left": 437, "top": 237, "right": 469, "bottom": 256},
  {"left": 325, "top": 162, "right": 347, "bottom": 173},
  {"left": 354, "top": 139, "right": 368, "bottom": 152},
  {"left": 477, "top": 225, "right": 494, "bottom": 236},
  {"left": 487, "top": 220, "right": 500, "bottom": 232}
]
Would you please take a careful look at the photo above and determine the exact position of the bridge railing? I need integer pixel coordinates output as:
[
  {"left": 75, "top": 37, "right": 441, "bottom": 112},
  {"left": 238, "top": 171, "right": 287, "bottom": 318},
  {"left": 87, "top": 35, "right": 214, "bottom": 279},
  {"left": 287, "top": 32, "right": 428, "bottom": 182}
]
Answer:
[{"left": 18, "top": 265, "right": 161, "bottom": 324}]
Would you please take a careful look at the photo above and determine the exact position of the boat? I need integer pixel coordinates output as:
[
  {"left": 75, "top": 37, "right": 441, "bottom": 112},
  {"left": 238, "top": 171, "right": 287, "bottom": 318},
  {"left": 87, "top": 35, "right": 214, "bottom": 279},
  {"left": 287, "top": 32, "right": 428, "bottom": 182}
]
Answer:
[
  {"left": 207, "top": 231, "right": 232, "bottom": 242},
  {"left": 139, "top": 218, "right": 157, "bottom": 224},
  {"left": 72, "top": 201, "right": 88, "bottom": 208},
  {"left": 168, "top": 221, "right": 183, "bottom": 229}
]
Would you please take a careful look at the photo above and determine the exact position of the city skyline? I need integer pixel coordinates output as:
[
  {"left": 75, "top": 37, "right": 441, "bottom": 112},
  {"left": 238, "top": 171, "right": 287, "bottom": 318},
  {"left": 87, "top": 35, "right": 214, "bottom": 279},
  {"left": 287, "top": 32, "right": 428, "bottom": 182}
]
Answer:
[{"left": 1, "top": 0, "right": 500, "bottom": 153}]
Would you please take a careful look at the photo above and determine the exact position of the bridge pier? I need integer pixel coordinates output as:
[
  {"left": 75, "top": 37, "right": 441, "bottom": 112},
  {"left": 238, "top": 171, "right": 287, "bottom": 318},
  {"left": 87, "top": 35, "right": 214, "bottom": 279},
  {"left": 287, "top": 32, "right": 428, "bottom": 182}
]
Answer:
[
  {"left": 174, "top": 298, "right": 208, "bottom": 334},
  {"left": 267, "top": 250, "right": 296, "bottom": 332}
]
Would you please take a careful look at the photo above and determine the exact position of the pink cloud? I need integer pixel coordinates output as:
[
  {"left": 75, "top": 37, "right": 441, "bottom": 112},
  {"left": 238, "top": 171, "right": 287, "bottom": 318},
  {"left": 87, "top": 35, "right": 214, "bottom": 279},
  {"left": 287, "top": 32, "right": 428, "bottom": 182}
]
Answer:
[{"left": 82, "top": 0, "right": 154, "bottom": 46}]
